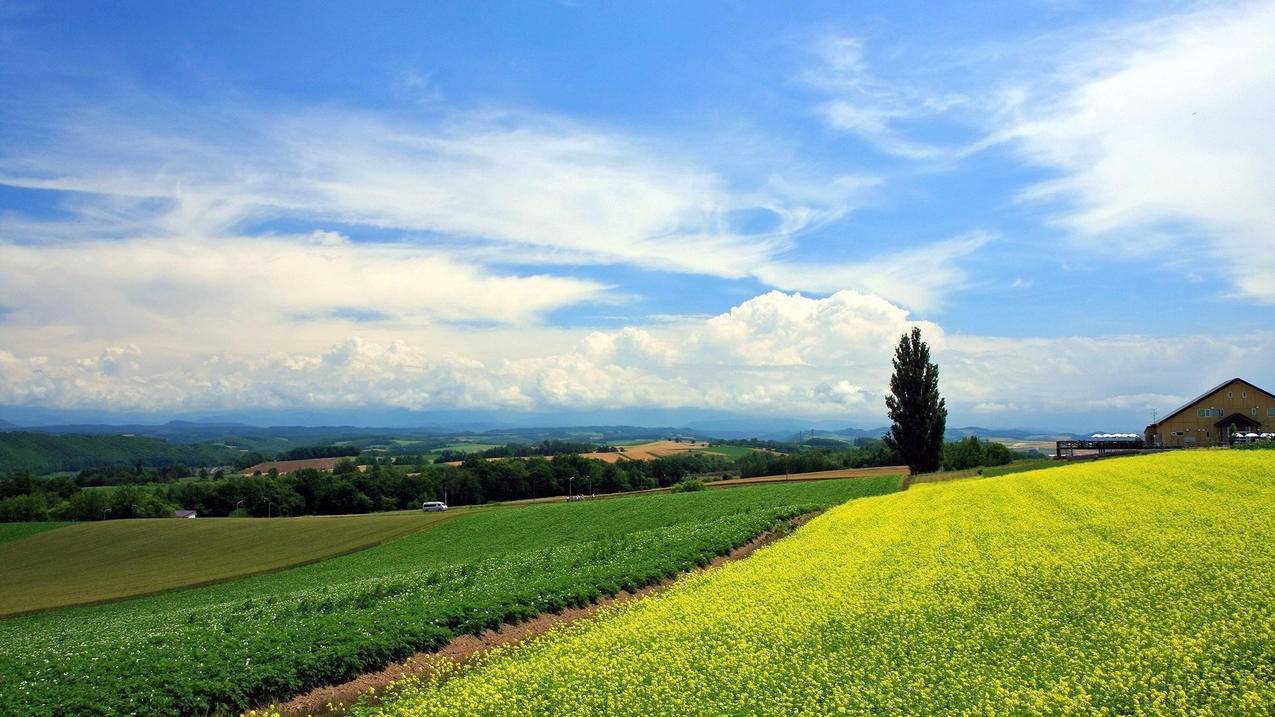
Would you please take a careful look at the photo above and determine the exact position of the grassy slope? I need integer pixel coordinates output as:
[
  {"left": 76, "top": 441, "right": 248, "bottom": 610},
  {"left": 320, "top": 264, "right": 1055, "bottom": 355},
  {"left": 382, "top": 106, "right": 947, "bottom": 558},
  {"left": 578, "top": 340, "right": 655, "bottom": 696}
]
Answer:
[
  {"left": 0, "top": 512, "right": 459, "bottom": 615},
  {"left": 910, "top": 456, "right": 1061, "bottom": 484},
  {"left": 0, "top": 522, "right": 71, "bottom": 545},
  {"left": 0, "top": 477, "right": 898, "bottom": 717},
  {"left": 359, "top": 452, "right": 1275, "bottom": 716}
]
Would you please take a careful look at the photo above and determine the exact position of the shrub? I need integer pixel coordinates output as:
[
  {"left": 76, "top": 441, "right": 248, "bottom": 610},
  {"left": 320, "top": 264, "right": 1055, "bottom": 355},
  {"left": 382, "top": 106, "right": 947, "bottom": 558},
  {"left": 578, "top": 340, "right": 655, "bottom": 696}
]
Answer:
[{"left": 0, "top": 493, "right": 49, "bottom": 522}]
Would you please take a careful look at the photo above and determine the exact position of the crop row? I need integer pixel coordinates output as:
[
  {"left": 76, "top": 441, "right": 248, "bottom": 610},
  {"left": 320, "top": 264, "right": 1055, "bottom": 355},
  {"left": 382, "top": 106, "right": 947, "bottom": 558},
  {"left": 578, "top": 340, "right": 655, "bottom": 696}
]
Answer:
[
  {"left": 0, "top": 477, "right": 899, "bottom": 716},
  {"left": 350, "top": 452, "right": 1275, "bottom": 716}
]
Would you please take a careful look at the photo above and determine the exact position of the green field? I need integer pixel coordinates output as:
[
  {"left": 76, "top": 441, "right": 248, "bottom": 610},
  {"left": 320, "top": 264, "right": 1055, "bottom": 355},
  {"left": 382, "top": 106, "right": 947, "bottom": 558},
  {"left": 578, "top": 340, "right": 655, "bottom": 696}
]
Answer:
[
  {"left": 0, "top": 521, "right": 70, "bottom": 545},
  {"left": 0, "top": 512, "right": 459, "bottom": 616},
  {"left": 699, "top": 444, "right": 758, "bottom": 460},
  {"left": 0, "top": 477, "right": 898, "bottom": 716},
  {"left": 355, "top": 452, "right": 1275, "bottom": 716},
  {"left": 442, "top": 441, "right": 503, "bottom": 452},
  {"left": 979, "top": 456, "right": 1061, "bottom": 477}
]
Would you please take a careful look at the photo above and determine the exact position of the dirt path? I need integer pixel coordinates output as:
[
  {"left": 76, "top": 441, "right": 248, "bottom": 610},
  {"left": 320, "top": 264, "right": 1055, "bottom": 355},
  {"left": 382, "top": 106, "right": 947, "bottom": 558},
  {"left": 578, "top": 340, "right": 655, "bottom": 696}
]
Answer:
[{"left": 259, "top": 514, "right": 815, "bottom": 717}]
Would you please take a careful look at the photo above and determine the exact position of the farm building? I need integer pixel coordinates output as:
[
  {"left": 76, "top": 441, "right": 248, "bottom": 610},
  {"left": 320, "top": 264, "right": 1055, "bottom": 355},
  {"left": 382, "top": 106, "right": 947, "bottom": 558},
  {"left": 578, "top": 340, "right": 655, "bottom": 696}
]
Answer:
[{"left": 1144, "top": 377, "right": 1275, "bottom": 448}]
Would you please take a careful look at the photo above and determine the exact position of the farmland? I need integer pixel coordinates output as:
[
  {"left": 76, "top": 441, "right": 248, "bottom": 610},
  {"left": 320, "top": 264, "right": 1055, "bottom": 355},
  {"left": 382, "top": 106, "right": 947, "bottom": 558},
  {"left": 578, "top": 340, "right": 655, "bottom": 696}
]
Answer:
[
  {"left": 697, "top": 444, "right": 758, "bottom": 460},
  {"left": 0, "top": 477, "right": 898, "bottom": 716},
  {"left": 0, "top": 521, "right": 68, "bottom": 545},
  {"left": 351, "top": 452, "right": 1275, "bottom": 716},
  {"left": 0, "top": 511, "right": 459, "bottom": 616},
  {"left": 579, "top": 439, "right": 709, "bottom": 462},
  {"left": 242, "top": 456, "right": 364, "bottom": 475}
]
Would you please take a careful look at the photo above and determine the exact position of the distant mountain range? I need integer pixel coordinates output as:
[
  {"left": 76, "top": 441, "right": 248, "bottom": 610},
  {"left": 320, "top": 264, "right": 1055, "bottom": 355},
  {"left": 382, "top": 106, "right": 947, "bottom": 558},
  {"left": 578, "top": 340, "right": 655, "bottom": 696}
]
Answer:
[
  {"left": 0, "top": 416, "right": 1085, "bottom": 446},
  {"left": 796, "top": 426, "right": 1083, "bottom": 443}
]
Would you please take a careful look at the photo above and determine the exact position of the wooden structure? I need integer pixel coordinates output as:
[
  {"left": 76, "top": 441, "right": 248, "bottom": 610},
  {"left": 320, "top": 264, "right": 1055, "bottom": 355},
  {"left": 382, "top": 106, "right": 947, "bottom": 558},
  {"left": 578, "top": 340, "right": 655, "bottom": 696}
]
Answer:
[{"left": 1144, "top": 377, "right": 1275, "bottom": 448}]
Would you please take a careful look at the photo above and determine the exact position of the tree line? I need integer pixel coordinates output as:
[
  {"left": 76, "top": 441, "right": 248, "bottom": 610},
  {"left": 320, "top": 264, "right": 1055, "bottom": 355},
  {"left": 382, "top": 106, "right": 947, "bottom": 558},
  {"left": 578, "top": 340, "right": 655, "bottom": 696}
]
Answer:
[
  {"left": 431, "top": 439, "right": 616, "bottom": 464},
  {"left": 0, "top": 451, "right": 733, "bottom": 522},
  {"left": 735, "top": 440, "right": 902, "bottom": 478},
  {"left": 277, "top": 445, "right": 361, "bottom": 460}
]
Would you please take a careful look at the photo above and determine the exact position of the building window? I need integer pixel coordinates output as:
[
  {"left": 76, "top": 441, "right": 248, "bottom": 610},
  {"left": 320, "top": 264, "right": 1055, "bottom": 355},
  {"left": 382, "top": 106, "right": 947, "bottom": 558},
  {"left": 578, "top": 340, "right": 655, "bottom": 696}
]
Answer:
[
  {"left": 1242, "top": 391, "right": 1248, "bottom": 398},
  {"left": 1254, "top": 407, "right": 1259, "bottom": 416},
  {"left": 1197, "top": 408, "right": 1223, "bottom": 418},
  {"left": 1269, "top": 408, "right": 1275, "bottom": 417},
  {"left": 1228, "top": 391, "right": 1233, "bottom": 398}
]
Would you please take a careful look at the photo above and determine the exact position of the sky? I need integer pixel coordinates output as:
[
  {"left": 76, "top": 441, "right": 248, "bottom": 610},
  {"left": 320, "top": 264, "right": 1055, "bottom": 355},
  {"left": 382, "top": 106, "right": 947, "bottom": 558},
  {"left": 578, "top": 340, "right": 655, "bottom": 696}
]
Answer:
[{"left": 0, "top": 0, "right": 1273, "bottom": 432}]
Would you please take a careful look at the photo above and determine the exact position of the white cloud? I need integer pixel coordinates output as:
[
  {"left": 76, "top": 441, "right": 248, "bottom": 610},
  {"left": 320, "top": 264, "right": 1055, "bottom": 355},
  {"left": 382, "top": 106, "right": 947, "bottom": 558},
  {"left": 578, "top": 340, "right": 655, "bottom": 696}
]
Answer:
[
  {"left": 0, "top": 234, "right": 604, "bottom": 344},
  {"left": 0, "top": 99, "right": 989, "bottom": 311},
  {"left": 0, "top": 106, "right": 871, "bottom": 281},
  {"left": 802, "top": 33, "right": 967, "bottom": 159},
  {"left": 937, "top": 332, "right": 1273, "bottom": 419},
  {"left": 3, "top": 286, "right": 1267, "bottom": 428},
  {"left": 0, "top": 290, "right": 932, "bottom": 415},
  {"left": 755, "top": 232, "right": 992, "bottom": 312},
  {"left": 1004, "top": 1, "right": 1275, "bottom": 303}
]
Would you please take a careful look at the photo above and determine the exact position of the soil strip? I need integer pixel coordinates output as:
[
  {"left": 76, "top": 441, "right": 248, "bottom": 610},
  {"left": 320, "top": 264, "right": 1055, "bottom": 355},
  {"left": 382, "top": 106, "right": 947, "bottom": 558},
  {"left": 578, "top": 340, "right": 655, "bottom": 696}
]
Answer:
[{"left": 260, "top": 513, "right": 815, "bottom": 717}]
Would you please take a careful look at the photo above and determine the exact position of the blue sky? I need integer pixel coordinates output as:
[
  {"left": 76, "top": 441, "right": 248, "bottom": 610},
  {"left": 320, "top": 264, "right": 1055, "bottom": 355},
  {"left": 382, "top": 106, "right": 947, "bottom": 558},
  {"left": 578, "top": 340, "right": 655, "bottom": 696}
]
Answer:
[{"left": 0, "top": 1, "right": 1272, "bottom": 431}]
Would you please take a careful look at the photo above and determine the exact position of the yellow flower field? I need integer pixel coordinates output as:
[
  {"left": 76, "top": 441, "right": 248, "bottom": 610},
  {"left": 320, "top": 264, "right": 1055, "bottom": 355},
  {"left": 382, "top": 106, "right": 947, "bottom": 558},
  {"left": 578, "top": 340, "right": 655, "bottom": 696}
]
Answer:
[{"left": 354, "top": 452, "right": 1274, "bottom": 716}]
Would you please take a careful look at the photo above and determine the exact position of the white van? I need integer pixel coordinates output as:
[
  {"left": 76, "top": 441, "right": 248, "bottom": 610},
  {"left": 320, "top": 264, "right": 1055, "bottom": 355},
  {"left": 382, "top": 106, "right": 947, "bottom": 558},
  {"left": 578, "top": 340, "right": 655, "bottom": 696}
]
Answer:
[{"left": 421, "top": 501, "right": 449, "bottom": 512}]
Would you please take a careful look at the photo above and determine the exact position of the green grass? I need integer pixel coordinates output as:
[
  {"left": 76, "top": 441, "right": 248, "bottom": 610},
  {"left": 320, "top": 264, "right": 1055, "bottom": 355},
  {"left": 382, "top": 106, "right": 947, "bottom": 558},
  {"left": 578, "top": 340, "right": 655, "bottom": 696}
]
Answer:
[
  {"left": 911, "top": 457, "right": 1063, "bottom": 484},
  {"left": 0, "top": 522, "right": 71, "bottom": 545},
  {"left": 436, "top": 442, "right": 502, "bottom": 454},
  {"left": 0, "top": 477, "right": 898, "bottom": 717},
  {"left": 980, "top": 457, "right": 1061, "bottom": 477},
  {"left": 0, "top": 512, "right": 461, "bottom": 616}
]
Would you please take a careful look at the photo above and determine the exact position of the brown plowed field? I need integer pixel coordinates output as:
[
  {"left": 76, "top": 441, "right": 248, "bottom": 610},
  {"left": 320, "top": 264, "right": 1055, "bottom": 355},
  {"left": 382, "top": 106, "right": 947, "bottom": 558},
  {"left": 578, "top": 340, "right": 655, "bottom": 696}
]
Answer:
[
  {"left": 580, "top": 439, "right": 710, "bottom": 462},
  {"left": 241, "top": 457, "right": 365, "bottom": 475}
]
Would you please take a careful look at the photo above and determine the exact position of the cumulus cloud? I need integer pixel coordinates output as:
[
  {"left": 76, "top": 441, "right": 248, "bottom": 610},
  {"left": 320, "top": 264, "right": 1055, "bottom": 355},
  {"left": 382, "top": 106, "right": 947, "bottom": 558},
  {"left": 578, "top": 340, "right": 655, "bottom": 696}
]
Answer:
[
  {"left": 3, "top": 288, "right": 1268, "bottom": 427},
  {"left": 1003, "top": 1, "right": 1275, "bottom": 303},
  {"left": 0, "top": 290, "right": 929, "bottom": 415}
]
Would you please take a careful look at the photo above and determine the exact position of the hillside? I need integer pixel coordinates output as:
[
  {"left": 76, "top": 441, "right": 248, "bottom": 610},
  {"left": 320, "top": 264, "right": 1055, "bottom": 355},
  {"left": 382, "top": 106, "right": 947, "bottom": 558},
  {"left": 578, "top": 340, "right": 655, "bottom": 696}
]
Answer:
[
  {"left": 0, "top": 432, "right": 240, "bottom": 474},
  {"left": 0, "top": 478, "right": 898, "bottom": 716},
  {"left": 355, "top": 452, "right": 1275, "bottom": 716}
]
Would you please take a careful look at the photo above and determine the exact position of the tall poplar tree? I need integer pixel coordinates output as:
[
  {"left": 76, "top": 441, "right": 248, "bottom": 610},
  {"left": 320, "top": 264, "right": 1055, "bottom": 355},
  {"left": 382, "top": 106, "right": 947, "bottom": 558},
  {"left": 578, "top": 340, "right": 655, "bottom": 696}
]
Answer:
[{"left": 883, "top": 327, "right": 947, "bottom": 473}]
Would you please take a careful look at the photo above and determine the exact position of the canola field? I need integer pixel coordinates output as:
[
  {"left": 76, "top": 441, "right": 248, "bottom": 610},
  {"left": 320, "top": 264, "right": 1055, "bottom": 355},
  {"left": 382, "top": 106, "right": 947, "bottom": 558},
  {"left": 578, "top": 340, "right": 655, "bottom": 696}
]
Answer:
[
  {"left": 355, "top": 452, "right": 1275, "bottom": 717},
  {"left": 0, "top": 477, "right": 897, "bottom": 717}
]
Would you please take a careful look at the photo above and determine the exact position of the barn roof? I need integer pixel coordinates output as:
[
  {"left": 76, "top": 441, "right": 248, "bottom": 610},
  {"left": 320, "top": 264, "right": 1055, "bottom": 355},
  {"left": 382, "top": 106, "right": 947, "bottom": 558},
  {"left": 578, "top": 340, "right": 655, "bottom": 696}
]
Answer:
[{"left": 1154, "top": 377, "right": 1275, "bottom": 426}]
